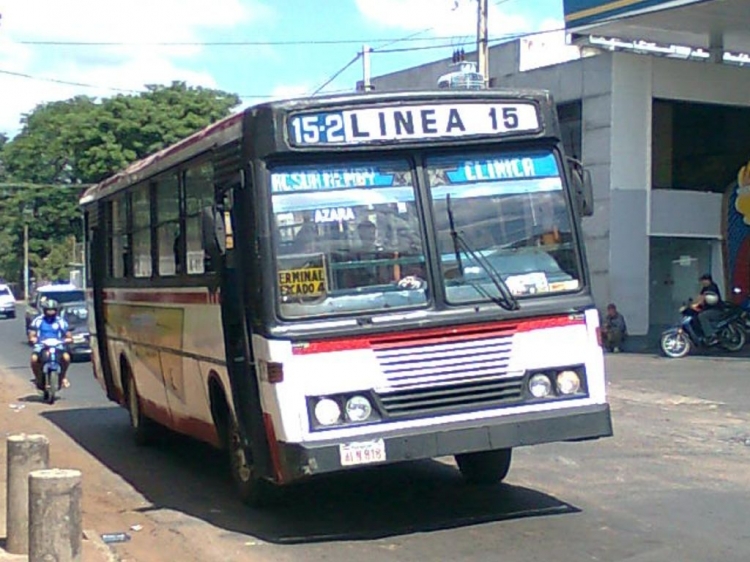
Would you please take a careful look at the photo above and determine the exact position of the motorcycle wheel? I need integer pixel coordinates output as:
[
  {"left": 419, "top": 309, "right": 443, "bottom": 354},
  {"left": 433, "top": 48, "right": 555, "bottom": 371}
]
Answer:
[
  {"left": 660, "top": 331, "right": 691, "bottom": 358},
  {"left": 719, "top": 322, "right": 747, "bottom": 352},
  {"left": 45, "top": 371, "right": 58, "bottom": 404}
]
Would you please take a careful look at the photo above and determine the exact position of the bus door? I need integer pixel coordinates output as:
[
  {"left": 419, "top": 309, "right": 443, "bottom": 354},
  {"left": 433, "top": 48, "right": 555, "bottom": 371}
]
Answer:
[
  {"left": 89, "top": 210, "right": 118, "bottom": 401},
  {"left": 208, "top": 169, "right": 274, "bottom": 480}
]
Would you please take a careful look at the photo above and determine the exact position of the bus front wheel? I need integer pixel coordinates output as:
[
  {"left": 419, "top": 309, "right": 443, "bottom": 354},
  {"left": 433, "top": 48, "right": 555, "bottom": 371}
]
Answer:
[
  {"left": 455, "top": 448, "right": 512, "bottom": 485},
  {"left": 226, "top": 416, "right": 277, "bottom": 508}
]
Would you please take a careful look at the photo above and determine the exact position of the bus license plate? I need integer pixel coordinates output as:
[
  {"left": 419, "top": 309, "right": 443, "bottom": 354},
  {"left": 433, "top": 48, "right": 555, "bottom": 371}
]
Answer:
[{"left": 339, "top": 439, "right": 386, "bottom": 467}]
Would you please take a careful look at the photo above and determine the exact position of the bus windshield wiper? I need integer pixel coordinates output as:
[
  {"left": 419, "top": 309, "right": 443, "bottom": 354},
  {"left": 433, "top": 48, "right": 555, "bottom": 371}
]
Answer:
[{"left": 446, "top": 195, "right": 520, "bottom": 311}]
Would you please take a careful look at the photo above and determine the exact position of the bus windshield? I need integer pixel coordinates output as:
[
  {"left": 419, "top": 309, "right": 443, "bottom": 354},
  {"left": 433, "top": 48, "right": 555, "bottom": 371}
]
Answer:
[
  {"left": 427, "top": 150, "right": 582, "bottom": 304},
  {"left": 271, "top": 160, "right": 429, "bottom": 318}
]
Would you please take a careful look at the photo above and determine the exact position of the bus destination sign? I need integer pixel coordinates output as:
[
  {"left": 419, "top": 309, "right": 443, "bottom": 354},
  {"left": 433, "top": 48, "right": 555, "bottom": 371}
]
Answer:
[{"left": 287, "top": 102, "right": 540, "bottom": 146}]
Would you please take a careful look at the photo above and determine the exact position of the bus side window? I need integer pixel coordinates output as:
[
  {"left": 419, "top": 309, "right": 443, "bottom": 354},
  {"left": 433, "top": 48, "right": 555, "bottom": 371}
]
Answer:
[
  {"left": 109, "top": 195, "right": 130, "bottom": 278},
  {"left": 185, "top": 163, "right": 214, "bottom": 274},
  {"left": 132, "top": 185, "right": 152, "bottom": 278},
  {"left": 156, "top": 173, "right": 180, "bottom": 277}
]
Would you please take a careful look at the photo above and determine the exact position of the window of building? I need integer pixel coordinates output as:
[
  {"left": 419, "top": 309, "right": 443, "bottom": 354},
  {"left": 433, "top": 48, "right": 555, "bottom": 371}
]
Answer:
[
  {"left": 132, "top": 185, "right": 152, "bottom": 278},
  {"left": 184, "top": 163, "right": 214, "bottom": 274},
  {"left": 652, "top": 99, "right": 750, "bottom": 192},
  {"left": 156, "top": 174, "right": 181, "bottom": 276}
]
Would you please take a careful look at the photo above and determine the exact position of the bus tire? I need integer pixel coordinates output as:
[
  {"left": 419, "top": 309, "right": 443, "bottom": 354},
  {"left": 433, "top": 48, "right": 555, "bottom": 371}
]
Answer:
[
  {"left": 455, "top": 448, "right": 512, "bottom": 485},
  {"left": 124, "top": 366, "right": 157, "bottom": 446},
  {"left": 226, "top": 415, "right": 277, "bottom": 508}
]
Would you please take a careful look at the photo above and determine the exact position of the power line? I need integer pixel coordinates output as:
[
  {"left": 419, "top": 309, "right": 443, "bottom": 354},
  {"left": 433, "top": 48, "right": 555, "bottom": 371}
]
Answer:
[
  {"left": 1, "top": 25, "right": 569, "bottom": 100},
  {"left": 0, "top": 68, "right": 280, "bottom": 99},
  {"left": 15, "top": 34, "right": 495, "bottom": 47},
  {"left": 310, "top": 53, "right": 362, "bottom": 96},
  {"left": 0, "top": 68, "right": 143, "bottom": 93}
]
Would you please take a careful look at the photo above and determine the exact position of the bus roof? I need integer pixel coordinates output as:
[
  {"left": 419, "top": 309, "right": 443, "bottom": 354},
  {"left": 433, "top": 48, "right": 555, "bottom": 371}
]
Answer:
[{"left": 80, "top": 88, "right": 556, "bottom": 206}]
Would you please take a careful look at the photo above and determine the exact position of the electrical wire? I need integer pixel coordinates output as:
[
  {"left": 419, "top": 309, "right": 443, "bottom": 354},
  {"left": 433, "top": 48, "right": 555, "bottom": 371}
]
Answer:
[
  {"left": 15, "top": 34, "right": 496, "bottom": 47},
  {"left": 310, "top": 53, "right": 362, "bottom": 96},
  {"left": 0, "top": 68, "right": 143, "bottom": 93},
  {"left": 1, "top": 24, "right": 569, "bottom": 99}
]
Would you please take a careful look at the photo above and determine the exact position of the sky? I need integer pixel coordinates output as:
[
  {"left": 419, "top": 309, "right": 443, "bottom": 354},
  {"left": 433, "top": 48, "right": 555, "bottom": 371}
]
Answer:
[{"left": 0, "top": 0, "right": 565, "bottom": 138}]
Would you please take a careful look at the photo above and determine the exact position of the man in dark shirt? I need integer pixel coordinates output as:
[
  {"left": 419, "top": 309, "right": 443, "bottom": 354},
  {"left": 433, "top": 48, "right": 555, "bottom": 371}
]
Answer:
[
  {"left": 602, "top": 303, "right": 627, "bottom": 352},
  {"left": 696, "top": 273, "right": 722, "bottom": 344}
]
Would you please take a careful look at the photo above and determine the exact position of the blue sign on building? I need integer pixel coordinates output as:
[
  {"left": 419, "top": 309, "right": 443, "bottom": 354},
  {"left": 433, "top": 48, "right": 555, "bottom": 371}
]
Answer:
[{"left": 564, "top": 0, "right": 704, "bottom": 27}]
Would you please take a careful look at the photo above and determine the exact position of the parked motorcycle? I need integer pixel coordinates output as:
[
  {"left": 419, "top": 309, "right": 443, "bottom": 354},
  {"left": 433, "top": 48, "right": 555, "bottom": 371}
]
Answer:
[
  {"left": 660, "top": 302, "right": 747, "bottom": 358},
  {"left": 37, "top": 337, "right": 65, "bottom": 404}
]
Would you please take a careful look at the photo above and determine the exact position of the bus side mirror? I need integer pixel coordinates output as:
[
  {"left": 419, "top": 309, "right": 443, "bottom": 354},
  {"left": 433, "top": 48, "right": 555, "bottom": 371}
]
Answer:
[
  {"left": 568, "top": 158, "right": 594, "bottom": 217},
  {"left": 202, "top": 206, "right": 227, "bottom": 261}
]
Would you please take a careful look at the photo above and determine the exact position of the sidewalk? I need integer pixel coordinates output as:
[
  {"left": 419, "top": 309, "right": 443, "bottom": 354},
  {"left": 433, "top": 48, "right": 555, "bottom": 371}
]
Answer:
[{"left": 0, "top": 375, "right": 117, "bottom": 562}]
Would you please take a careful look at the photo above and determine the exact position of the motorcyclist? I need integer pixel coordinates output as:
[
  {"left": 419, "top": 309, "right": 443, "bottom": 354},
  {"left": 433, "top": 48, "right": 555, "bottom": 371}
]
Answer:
[
  {"left": 694, "top": 273, "right": 723, "bottom": 345},
  {"left": 28, "top": 298, "right": 72, "bottom": 389}
]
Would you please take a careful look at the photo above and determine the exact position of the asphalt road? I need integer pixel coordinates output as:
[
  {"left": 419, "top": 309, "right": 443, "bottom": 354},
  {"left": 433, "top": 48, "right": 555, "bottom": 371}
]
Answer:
[{"left": 1, "top": 307, "right": 749, "bottom": 562}]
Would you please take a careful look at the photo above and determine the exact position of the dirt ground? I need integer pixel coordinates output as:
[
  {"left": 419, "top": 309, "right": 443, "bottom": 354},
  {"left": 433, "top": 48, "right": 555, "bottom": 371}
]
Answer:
[{"left": 0, "top": 373, "right": 245, "bottom": 562}]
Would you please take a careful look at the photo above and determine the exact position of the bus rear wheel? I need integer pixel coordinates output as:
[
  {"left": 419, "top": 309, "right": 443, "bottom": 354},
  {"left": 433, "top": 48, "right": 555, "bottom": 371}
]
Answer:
[
  {"left": 226, "top": 416, "right": 277, "bottom": 508},
  {"left": 126, "top": 371, "right": 157, "bottom": 446},
  {"left": 455, "top": 448, "right": 512, "bottom": 485}
]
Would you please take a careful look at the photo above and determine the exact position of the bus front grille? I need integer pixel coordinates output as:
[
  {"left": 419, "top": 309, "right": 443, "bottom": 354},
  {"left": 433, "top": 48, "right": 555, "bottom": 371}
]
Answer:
[{"left": 372, "top": 332, "right": 524, "bottom": 417}]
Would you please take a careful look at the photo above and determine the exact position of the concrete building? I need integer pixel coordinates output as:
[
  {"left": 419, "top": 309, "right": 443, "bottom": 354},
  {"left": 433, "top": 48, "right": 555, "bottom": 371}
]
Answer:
[{"left": 370, "top": 1, "right": 750, "bottom": 345}]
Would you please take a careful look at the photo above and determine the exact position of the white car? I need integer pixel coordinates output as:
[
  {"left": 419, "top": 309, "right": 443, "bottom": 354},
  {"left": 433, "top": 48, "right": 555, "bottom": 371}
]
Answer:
[
  {"left": 25, "top": 283, "right": 86, "bottom": 331},
  {"left": 0, "top": 284, "right": 17, "bottom": 319}
]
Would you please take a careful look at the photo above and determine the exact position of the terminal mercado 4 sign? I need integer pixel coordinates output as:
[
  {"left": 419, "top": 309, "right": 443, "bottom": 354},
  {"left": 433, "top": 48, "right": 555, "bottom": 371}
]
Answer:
[{"left": 287, "top": 102, "right": 540, "bottom": 146}]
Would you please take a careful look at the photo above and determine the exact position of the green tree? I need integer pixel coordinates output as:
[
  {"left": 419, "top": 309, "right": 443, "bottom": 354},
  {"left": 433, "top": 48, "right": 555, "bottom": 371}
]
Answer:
[
  {"left": 29, "top": 236, "right": 78, "bottom": 283},
  {"left": 0, "top": 81, "right": 240, "bottom": 285},
  {"left": 4, "top": 82, "right": 240, "bottom": 184},
  {"left": 0, "top": 184, "right": 83, "bottom": 285}
]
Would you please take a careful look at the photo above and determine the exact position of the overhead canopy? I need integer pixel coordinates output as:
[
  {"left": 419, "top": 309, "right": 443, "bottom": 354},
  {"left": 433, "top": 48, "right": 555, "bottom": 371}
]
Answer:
[{"left": 564, "top": 0, "right": 750, "bottom": 54}]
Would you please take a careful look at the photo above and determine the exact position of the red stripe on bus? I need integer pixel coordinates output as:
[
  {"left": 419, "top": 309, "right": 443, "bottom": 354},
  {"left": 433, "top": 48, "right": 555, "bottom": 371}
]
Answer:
[
  {"left": 516, "top": 316, "right": 585, "bottom": 332},
  {"left": 291, "top": 315, "right": 584, "bottom": 355},
  {"left": 292, "top": 339, "right": 372, "bottom": 354},
  {"left": 102, "top": 290, "right": 219, "bottom": 305}
]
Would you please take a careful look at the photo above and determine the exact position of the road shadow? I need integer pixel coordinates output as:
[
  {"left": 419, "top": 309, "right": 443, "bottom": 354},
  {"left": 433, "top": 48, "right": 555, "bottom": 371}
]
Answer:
[{"left": 43, "top": 407, "right": 579, "bottom": 544}]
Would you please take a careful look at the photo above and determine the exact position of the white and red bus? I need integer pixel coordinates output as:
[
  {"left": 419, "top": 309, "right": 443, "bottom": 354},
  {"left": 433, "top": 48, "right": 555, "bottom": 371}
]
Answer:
[{"left": 81, "top": 90, "right": 612, "bottom": 505}]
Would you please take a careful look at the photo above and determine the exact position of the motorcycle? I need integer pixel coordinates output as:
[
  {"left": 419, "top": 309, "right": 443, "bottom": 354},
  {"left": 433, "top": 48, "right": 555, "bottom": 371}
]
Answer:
[
  {"left": 660, "top": 302, "right": 747, "bottom": 359},
  {"left": 37, "top": 337, "right": 66, "bottom": 404}
]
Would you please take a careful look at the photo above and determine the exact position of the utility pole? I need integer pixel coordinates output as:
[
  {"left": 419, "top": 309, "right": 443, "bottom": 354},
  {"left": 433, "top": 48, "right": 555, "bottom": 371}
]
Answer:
[
  {"left": 477, "top": 0, "right": 489, "bottom": 83},
  {"left": 361, "top": 45, "right": 373, "bottom": 91},
  {"left": 23, "top": 222, "right": 29, "bottom": 300},
  {"left": 23, "top": 205, "right": 33, "bottom": 300}
]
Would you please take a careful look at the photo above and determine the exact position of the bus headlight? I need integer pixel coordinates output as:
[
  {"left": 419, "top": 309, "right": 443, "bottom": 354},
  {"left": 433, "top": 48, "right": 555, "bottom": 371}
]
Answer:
[
  {"left": 556, "top": 370, "right": 581, "bottom": 395},
  {"left": 314, "top": 398, "right": 341, "bottom": 426},
  {"left": 345, "top": 396, "right": 373, "bottom": 422},
  {"left": 528, "top": 374, "right": 553, "bottom": 398}
]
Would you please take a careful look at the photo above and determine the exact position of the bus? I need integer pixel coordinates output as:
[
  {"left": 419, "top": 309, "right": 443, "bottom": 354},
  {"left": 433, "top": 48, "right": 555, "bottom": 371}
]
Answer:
[{"left": 80, "top": 89, "right": 612, "bottom": 506}]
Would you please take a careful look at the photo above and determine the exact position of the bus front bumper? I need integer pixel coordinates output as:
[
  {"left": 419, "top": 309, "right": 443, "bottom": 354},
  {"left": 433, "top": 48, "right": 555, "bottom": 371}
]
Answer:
[{"left": 274, "top": 403, "right": 612, "bottom": 482}]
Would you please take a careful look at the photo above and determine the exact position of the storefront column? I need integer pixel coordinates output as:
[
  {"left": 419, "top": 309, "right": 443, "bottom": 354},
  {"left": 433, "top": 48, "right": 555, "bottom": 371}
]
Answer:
[{"left": 608, "top": 54, "right": 653, "bottom": 336}]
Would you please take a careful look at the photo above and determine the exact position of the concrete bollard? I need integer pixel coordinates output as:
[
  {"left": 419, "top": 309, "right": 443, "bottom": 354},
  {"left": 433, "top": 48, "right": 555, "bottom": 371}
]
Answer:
[
  {"left": 5, "top": 433, "right": 50, "bottom": 554},
  {"left": 28, "top": 468, "right": 83, "bottom": 562}
]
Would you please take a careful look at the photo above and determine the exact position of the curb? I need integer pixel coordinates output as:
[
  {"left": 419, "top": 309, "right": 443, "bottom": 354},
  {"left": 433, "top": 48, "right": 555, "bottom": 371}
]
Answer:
[{"left": 0, "top": 531, "right": 118, "bottom": 562}]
